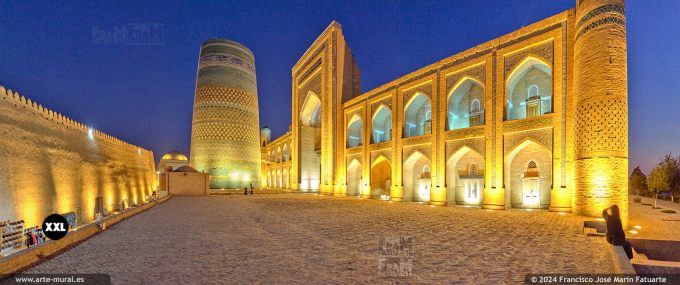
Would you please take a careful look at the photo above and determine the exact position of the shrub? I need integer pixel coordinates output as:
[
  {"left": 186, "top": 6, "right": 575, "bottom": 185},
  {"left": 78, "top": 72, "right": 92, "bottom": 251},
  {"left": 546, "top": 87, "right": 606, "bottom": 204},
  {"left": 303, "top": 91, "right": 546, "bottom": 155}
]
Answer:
[{"left": 661, "top": 209, "right": 677, "bottom": 214}]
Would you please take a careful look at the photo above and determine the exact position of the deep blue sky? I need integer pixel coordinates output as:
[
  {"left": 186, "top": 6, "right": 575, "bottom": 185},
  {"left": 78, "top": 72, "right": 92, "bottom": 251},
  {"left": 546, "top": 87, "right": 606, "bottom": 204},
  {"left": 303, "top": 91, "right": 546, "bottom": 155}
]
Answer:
[{"left": 1, "top": 1, "right": 678, "bottom": 174}]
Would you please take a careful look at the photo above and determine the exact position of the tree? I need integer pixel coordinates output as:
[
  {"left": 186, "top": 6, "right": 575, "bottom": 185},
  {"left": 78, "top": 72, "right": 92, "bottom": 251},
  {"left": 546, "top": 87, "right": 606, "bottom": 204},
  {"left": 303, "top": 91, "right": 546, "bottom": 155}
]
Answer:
[
  {"left": 629, "top": 166, "right": 648, "bottom": 196},
  {"left": 662, "top": 153, "right": 680, "bottom": 202},
  {"left": 648, "top": 164, "right": 669, "bottom": 208},
  {"left": 648, "top": 153, "right": 680, "bottom": 206}
]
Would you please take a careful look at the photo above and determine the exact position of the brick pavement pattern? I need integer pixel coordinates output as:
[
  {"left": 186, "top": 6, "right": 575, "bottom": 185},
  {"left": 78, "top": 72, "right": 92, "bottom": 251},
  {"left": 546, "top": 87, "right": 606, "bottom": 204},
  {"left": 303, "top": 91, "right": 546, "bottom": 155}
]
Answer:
[
  {"left": 628, "top": 196, "right": 680, "bottom": 240},
  {"left": 27, "top": 194, "right": 615, "bottom": 284}
]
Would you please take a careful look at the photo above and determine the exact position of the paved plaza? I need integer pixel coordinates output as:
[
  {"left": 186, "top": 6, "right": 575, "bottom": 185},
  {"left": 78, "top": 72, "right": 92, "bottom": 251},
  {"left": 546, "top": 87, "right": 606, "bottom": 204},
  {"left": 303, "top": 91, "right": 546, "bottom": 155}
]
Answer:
[
  {"left": 628, "top": 196, "right": 680, "bottom": 240},
  {"left": 27, "top": 194, "right": 616, "bottom": 284}
]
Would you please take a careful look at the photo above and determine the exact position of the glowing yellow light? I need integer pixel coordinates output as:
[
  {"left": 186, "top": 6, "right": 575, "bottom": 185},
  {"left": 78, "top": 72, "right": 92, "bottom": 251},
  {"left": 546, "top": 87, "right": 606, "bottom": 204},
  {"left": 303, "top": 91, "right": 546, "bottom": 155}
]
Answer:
[
  {"left": 628, "top": 230, "right": 638, "bottom": 235},
  {"left": 429, "top": 205, "right": 436, "bottom": 208},
  {"left": 87, "top": 127, "right": 94, "bottom": 140},
  {"left": 558, "top": 212, "right": 566, "bottom": 215},
  {"left": 633, "top": 225, "right": 641, "bottom": 230},
  {"left": 486, "top": 209, "right": 494, "bottom": 212},
  {"left": 596, "top": 218, "right": 605, "bottom": 221}
]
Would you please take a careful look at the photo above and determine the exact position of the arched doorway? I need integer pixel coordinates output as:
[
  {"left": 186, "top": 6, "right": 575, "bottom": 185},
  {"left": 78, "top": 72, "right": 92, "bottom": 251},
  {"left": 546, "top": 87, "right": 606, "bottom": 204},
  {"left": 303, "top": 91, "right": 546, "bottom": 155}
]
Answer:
[
  {"left": 446, "top": 147, "right": 485, "bottom": 205},
  {"left": 403, "top": 151, "right": 431, "bottom": 202},
  {"left": 299, "top": 91, "right": 322, "bottom": 192},
  {"left": 346, "top": 159, "right": 362, "bottom": 196},
  {"left": 370, "top": 156, "right": 391, "bottom": 199},
  {"left": 505, "top": 140, "right": 551, "bottom": 209}
]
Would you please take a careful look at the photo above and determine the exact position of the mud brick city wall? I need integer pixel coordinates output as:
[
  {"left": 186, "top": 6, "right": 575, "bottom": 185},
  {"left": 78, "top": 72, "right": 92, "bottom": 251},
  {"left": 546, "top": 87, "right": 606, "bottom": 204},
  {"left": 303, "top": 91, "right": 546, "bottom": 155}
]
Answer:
[{"left": 0, "top": 85, "right": 156, "bottom": 228}]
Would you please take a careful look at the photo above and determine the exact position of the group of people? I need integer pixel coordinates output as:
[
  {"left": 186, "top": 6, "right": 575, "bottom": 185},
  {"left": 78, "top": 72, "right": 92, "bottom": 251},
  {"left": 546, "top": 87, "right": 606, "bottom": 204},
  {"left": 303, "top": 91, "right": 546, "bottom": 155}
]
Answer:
[{"left": 244, "top": 183, "right": 255, "bottom": 195}]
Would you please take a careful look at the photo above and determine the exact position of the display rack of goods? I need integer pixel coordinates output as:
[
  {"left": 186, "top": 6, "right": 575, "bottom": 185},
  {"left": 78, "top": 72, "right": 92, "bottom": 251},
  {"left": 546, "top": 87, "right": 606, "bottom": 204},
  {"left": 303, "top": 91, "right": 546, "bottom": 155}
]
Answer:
[
  {"left": 24, "top": 226, "right": 46, "bottom": 248},
  {"left": 0, "top": 220, "right": 25, "bottom": 255}
]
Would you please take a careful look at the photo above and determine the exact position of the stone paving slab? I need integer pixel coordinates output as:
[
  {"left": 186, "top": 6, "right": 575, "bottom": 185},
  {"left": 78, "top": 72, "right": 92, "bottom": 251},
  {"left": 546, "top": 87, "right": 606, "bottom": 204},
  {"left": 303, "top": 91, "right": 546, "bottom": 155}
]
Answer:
[{"left": 26, "top": 194, "right": 615, "bottom": 284}]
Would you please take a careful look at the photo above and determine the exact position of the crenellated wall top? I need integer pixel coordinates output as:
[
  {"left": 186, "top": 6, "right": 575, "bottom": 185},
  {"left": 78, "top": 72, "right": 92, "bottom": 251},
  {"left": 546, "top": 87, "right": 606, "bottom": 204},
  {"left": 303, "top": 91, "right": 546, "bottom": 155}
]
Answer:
[{"left": 0, "top": 84, "right": 153, "bottom": 154}]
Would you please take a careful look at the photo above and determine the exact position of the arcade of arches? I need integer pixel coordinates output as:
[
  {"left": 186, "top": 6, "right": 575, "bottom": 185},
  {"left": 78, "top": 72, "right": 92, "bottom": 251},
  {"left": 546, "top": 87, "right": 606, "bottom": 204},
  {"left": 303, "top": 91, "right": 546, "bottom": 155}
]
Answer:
[{"left": 260, "top": 0, "right": 629, "bottom": 224}]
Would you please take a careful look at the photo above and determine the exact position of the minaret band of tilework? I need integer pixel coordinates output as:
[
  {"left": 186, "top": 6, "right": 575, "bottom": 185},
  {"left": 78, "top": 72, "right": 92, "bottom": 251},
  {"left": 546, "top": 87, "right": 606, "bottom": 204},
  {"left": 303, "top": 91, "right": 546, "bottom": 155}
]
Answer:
[{"left": 189, "top": 39, "right": 261, "bottom": 189}]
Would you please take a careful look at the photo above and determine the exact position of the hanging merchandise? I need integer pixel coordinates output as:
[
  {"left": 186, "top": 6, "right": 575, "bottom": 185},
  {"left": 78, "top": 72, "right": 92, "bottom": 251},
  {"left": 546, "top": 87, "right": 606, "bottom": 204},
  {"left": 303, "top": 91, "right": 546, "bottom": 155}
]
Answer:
[{"left": 62, "top": 212, "right": 77, "bottom": 229}]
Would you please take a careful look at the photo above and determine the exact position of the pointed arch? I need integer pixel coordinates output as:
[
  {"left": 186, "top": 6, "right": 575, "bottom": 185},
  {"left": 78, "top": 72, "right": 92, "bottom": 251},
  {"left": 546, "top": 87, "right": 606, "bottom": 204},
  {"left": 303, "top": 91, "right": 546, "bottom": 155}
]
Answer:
[
  {"left": 347, "top": 158, "right": 361, "bottom": 170},
  {"left": 447, "top": 77, "right": 485, "bottom": 130},
  {"left": 403, "top": 151, "right": 432, "bottom": 202},
  {"left": 370, "top": 155, "right": 392, "bottom": 199},
  {"left": 446, "top": 146, "right": 485, "bottom": 205},
  {"left": 371, "top": 154, "right": 390, "bottom": 168},
  {"left": 371, "top": 104, "right": 392, "bottom": 144},
  {"left": 300, "top": 91, "right": 322, "bottom": 127},
  {"left": 347, "top": 114, "right": 363, "bottom": 148},
  {"left": 403, "top": 93, "right": 432, "bottom": 138},
  {"left": 447, "top": 145, "right": 482, "bottom": 164},
  {"left": 506, "top": 56, "right": 552, "bottom": 121},
  {"left": 346, "top": 158, "right": 362, "bottom": 196},
  {"left": 504, "top": 138, "right": 551, "bottom": 209},
  {"left": 504, "top": 138, "right": 552, "bottom": 161},
  {"left": 283, "top": 143, "right": 288, "bottom": 161},
  {"left": 299, "top": 91, "right": 322, "bottom": 192},
  {"left": 404, "top": 150, "right": 430, "bottom": 165}
]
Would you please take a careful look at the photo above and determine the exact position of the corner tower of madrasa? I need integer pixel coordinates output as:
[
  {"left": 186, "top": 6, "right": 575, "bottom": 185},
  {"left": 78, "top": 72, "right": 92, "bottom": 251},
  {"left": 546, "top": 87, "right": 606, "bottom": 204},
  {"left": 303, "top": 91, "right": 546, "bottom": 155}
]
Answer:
[{"left": 259, "top": 0, "right": 629, "bottom": 226}]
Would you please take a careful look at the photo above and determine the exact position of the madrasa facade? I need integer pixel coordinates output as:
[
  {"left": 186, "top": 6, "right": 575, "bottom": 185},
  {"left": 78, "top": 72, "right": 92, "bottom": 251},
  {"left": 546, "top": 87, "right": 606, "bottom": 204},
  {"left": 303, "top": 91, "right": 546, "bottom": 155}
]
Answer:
[{"left": 259, "top": 0, "right": 628, "bottom": 223}]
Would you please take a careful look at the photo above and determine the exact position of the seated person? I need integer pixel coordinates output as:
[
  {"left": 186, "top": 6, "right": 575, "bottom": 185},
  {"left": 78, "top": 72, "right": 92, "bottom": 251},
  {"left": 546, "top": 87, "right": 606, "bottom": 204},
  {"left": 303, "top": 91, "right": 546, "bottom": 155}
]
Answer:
[{"left": 602, "top": 205, "right": 633, "bottom": 259}]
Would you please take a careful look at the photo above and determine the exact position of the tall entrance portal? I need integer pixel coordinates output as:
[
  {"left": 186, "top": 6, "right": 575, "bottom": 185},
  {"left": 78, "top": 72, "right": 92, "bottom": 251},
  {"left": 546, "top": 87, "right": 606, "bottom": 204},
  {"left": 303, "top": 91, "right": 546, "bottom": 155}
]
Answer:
[
  {"left": 289, "top": 22, "right": 361, "bottom": 194},
  {"left": 298, "top": 91, "right": 322, "bottom": 192}
]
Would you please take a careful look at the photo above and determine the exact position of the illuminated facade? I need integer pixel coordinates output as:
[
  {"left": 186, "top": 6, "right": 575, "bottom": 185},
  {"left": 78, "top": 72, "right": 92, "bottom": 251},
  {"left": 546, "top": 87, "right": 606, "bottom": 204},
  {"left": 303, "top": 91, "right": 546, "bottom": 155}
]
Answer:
[
  {"left": 0, "top": 85, "right": 156, "bottom": 228},
  {"left": 261, "top": 0, "right": 628, "bottom": 225},
  {"left": 190, "top": 39, "right": 261, "bottom": 189}
]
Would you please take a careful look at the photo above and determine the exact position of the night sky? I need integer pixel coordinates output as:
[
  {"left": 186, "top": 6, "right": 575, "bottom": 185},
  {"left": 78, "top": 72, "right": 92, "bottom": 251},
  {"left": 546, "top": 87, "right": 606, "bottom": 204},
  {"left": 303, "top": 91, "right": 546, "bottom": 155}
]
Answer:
[{"left": 1, "top": 1, "right": 678, "bottom": 174}]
